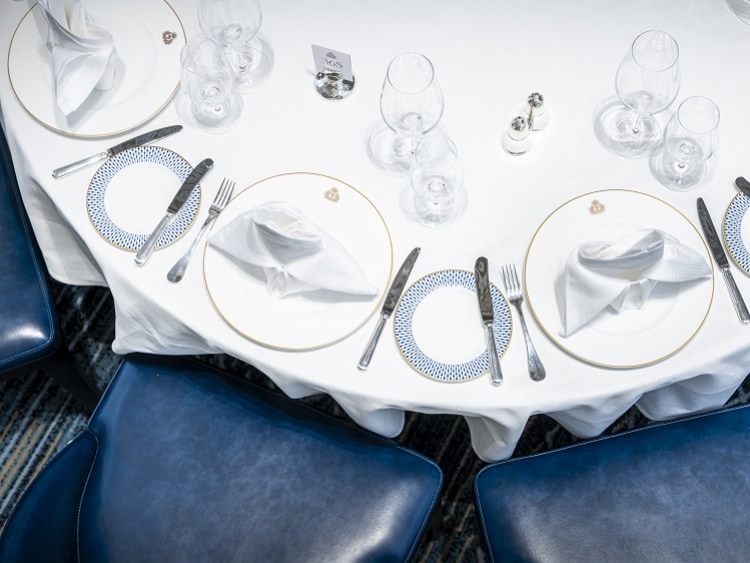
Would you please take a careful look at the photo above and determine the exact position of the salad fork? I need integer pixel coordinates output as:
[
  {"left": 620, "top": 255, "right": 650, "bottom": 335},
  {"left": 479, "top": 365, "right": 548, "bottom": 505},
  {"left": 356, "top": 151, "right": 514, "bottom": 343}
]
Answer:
[
  {"left": 501, "top": 263, "right": 546, "bottom": 381},
  {"left": 167, "top": 177, "right": 235, "bottom": 283}
]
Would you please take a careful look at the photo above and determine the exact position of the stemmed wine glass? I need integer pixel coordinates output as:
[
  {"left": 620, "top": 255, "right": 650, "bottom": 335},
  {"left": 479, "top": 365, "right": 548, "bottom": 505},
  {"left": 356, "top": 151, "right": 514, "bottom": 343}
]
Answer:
[
  {"left": 651, "top": 96, "right": 720, "bottom": 190},
  {"left": 595, "top": 30, "right": 680, "bottom": 158},
  {"left": 376, "top": 52, "right": 444, "bottom": 174},
  {"left": 178, "top": 35, "right": 242, "bottom": 132},
  {"left": 197, "top": 0, "right": 273, "bottom": 93}
]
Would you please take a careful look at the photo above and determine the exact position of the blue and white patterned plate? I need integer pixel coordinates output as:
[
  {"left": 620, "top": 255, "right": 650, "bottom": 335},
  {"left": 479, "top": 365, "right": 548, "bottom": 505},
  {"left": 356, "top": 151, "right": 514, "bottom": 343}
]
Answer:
[
  {"left": 394, "top": 269, "right": 512, "bottom": 382},
  {"left": 724, "top": 193, "right": 750, "bottom": 275},
  {"left": 87, "top": 146, "right": 199, "bottom": 251}
]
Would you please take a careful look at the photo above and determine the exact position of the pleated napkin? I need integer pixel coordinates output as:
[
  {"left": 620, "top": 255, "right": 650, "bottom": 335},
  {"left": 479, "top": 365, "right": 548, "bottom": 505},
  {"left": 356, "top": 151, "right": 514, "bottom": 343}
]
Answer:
[
  {"left": 208, "top": 202, "right": 379, "bottom": 298},
  {"left": 556, "top": 229, "right": 712, "bottom": 337},
  {"left": 38, "top": 0, "right": 116, "bottom": 115}
]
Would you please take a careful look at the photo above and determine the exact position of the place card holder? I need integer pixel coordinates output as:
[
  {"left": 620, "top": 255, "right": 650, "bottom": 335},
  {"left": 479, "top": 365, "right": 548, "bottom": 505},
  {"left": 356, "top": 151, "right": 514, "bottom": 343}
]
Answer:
[{"left": 312, "top": 45, "right": 355, "bottom": 100}]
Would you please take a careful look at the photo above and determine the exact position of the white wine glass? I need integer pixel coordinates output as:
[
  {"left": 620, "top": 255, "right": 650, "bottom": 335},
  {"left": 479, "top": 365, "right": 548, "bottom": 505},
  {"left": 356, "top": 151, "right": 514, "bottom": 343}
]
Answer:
[
  {"left": 652, "top": 96, "right": 720, "bottom": 190},
  {"left": 198, "top": 0, "right": 262, "bottom": 46},
  {"left": 378, "top": 52, "right": 444, "bottom": 174},
  {"left": 178, "top": 35, "right": 242, "bottom": 132},
  {"left": 198, "top": 0, "right": 272, "bottom": 92},
  {"left": 595, "top": 30, "right": 680, "bottom": 158}
]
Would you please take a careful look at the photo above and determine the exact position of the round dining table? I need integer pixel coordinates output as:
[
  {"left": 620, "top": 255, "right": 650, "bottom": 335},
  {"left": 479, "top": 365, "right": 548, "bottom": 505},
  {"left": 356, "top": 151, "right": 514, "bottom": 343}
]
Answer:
[{"left": 2, "top": 0, "right": 750, "bottom": 462}]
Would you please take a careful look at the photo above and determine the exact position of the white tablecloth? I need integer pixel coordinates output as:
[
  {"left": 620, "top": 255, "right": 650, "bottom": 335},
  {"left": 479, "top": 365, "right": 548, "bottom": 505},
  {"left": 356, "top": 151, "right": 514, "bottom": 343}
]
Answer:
[{"left": 3, "top": 0, "right": 750, "bottom": 461}]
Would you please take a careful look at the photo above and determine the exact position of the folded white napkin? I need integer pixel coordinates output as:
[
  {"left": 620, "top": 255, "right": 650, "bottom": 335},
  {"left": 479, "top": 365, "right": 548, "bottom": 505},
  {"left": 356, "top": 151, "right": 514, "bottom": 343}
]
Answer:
[
  {"left": 38, "top": 0, "right": 116, "bottom": 115},
  {"left": 208, "top": 202, "right": 379, "bottom": 298},
  {"left": 555, "top": 229, "right": 712, "bottom": 337}
]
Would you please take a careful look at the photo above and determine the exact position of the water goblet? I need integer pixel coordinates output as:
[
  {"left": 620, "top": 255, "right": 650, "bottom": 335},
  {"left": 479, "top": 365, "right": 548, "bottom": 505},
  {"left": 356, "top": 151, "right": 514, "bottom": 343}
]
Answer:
[
  {"left": 595, "top": 30, "right": 680, "bottom": 158},
  {"left": 651, "top": 96, "right": 720, "bottom": 191},
  {"left": 378, "top": 52, "right": 444, "bottom": 174},
  {"left": 406, "top": 134, "right": 465, "bottom": 227},
  {"left": 178, "top": 35, "right": 242, "bottom": 133}
]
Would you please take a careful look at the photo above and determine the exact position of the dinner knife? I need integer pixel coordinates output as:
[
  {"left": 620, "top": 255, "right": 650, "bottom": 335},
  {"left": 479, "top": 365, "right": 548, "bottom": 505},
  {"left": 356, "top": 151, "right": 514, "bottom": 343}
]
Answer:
[
  {"left": 475, "top": 257, "right": 503, "bottom": 385},
  {"left": 357, "top": 246, "right": 421, "bottom": 371},
  {"left": 736, "top": 176, "right": 750, "bottom": 197},
  {"left": 134, "top": 158, "right": 214, "bottom": 266},
  {"left": 696, "top": 197, "right": 750, "bottom": 324},
  {"left": 52, "top": 124, "right": 183, "bottom": 178}
]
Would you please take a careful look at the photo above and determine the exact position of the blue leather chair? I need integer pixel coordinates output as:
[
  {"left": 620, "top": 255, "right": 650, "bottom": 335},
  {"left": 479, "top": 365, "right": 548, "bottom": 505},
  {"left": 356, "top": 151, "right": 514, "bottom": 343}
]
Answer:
[
  {"left": 0, "top": 128, "right": 100, "bottom": 410},
  {"left": 0, "top": 354, "right": 443, "bottom": 562},
  {"left": 474, "top": 404, "right": 750, "bottom": 562}
]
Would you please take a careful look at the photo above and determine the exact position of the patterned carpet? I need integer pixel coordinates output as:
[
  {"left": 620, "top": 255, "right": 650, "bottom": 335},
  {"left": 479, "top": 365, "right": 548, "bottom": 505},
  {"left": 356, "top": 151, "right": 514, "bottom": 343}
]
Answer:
[{"left": 2, "top": 280, "right": 750, "bottom": 561}]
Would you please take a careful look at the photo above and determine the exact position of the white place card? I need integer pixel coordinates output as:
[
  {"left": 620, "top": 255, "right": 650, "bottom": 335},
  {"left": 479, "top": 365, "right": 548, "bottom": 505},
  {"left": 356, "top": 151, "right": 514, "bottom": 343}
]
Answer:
[{"left": 311, "top": 44, "right": 353, "bottom": 81}]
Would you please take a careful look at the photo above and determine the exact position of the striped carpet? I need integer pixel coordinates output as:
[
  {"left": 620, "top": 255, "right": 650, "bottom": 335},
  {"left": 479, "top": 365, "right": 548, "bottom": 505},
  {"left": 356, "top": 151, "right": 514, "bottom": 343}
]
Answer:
[{"left": 2, "top": 280, "right": 750, "bottom": 561}]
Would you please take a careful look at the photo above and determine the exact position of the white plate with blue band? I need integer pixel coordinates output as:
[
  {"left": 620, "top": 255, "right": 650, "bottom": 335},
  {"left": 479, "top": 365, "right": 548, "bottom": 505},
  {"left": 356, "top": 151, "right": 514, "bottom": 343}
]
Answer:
[
  {"left": 394, "top": 269, "right": 511, "bottom": 382},
  {"left": 724, "top": 192, "right": 750, "bottom": 275},
  {"left": 87, "top": 146, "right": 200, "bottom": 251}
]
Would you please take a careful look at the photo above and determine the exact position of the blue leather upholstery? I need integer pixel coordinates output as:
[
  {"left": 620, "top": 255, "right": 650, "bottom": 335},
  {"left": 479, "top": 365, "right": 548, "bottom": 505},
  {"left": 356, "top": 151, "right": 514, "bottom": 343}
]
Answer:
[
  {"left": 0, "top": 128, "right": 99, "bottom": 409},
  {"left": 0, "top": 128, "right": 59, "bottom": 373},
  {"left": 475, "top": 404, "right": 750, "bottom": 562},
  {"left": 0, "top": 354, "right": 443, "bottom": 562}
]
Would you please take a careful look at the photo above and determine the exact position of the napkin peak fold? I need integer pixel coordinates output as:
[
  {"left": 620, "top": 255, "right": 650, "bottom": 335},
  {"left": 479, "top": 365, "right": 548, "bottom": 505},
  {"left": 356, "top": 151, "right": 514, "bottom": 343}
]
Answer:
[
  {"left": 208, "top": 201, "right": 379, "bottom": 298},
  {"left": 556, "top": 229, "right": 712, "bottom": 337},
  {"left": 38, "top": 0, "right": 117, "bottom": 115}
]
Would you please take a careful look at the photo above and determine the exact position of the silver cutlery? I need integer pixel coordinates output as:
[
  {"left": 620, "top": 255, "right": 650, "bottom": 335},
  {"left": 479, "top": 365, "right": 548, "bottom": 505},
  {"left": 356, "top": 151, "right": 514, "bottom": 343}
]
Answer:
[
  {"left": 474, "top": 256, "right": 503, "bottom": 385},
  {"left": 167, "top": 177, "right": 235, "bottom": 283},
  {"left": 52, "top": 124, "right": 182, "bottom": 178},
  {"left": 358, "top": 246, "right": 421, "bottom": 371},
  {"left": 134, "top": 158, "right": 213, "bottom": 266},
  {"left": 697, "top": 197, "right": 750, "bottom": 324},
  {"left": 501, "top": 263, "right": 546, "bottom": 381},
  {"left": 736, "top": 176, "right": 750, "bottom": 197}
]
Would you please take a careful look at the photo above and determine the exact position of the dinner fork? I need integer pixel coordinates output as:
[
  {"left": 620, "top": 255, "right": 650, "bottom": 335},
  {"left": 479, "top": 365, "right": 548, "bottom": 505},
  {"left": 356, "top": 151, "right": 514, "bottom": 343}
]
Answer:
[
  {"left": 167, "top": 177, "right": 235, "bottom": 283},
  {"left": 501, "top": 263, "right": 546, "bottom": 381}
]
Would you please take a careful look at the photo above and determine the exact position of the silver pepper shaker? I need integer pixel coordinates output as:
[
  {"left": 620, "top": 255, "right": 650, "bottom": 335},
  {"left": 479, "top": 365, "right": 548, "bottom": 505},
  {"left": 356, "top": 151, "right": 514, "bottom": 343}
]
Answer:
[
  {"left": 527, "top": 92, "right": 549, "bottom": 131},
  {"left": 501, "top": 115, "right": 532, "bottom": 154}
]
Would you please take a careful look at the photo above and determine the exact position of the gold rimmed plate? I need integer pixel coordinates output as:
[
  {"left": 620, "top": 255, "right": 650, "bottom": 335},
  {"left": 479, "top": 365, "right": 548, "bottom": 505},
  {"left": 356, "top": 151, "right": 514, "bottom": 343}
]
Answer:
[
  {"left": 525, "top": 189, "right": 713, "bottom": 368},
  {"left": 8, "top": 0, "right": 184, "bottom": 137},
  {"left": 203, "top": 172, "right": 393, "bottom": 351},
  {"left": 87, "top": 146, "right": 199, "bottom": 251},
  {"left": 393, "top": 269, "right": 511, "bottom": 382}
]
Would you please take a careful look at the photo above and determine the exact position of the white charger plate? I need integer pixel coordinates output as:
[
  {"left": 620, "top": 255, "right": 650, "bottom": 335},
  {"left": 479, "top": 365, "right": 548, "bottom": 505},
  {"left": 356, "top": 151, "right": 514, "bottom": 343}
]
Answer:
[
  {"left": 724, "top": 192, "right": 750, "bottom": 275},
  {"left": 203, "top": 172, "right": 393, "bottom": 350},
  {"left": 394, "top": 269, "right": 511, "bottom": 382},
  {"left": 87, "top": 146, "right": 199, "bottom": 251},
  {"left": 525, "top": 189, "right": 713, "bottom": 368},
  {"left": 8, "top": 0, "right": 184, "bottom": 137}
]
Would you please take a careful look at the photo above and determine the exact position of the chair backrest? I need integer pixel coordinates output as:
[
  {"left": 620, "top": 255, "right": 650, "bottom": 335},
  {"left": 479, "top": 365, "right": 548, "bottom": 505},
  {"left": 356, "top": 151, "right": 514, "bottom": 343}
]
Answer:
[{"left": 0, "top": 128, "right": 59, "bottom": 373}]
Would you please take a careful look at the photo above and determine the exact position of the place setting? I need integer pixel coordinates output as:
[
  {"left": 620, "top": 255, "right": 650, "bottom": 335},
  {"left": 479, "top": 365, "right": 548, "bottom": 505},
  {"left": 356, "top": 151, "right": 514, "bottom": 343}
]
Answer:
[
  {"left": 524, "top": 189, "right": 715, "bottom": 368},
  {"left": 202, "top": 172, "right": 394, "bottom": 351},
  {"left": 8, "top": 0, "right": 184, "bottom": 137}
]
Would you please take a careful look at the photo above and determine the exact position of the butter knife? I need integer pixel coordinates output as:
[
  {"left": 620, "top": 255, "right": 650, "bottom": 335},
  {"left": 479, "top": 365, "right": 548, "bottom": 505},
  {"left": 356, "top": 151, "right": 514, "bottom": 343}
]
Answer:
[
  {"left": 52, "top": 124, "right": 183, "bottom": 178},
  {"left": 696, "top": 197, "right": 750, "bottom": 324},
  {"left": 475, "top": 257, "right": 503, "bottom": 385},
  {"left": 134, "top": 158, "right": 213, "bottom": 266},
  {"left": 357, "top": 246, "right": 421, "bottom": 371},
  {"left": 735, "top": 176, "right": 750, "bottom": 197}
]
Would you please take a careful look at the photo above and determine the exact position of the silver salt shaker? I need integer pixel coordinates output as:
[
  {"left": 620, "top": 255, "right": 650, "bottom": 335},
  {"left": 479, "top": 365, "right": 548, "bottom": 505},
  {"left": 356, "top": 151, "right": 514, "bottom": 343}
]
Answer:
[{"left": 527, "top": 92, "right": 549, "bottom": 131}]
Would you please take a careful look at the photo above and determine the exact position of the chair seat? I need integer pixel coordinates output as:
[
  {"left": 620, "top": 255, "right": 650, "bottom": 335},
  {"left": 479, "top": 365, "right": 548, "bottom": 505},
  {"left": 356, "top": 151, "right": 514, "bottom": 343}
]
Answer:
[
  {"left": 0, "top": 354, "right": 442, "bottom": 562},
  {"left": 475, "top": 404, "right": 750, "bottom": 563}
]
